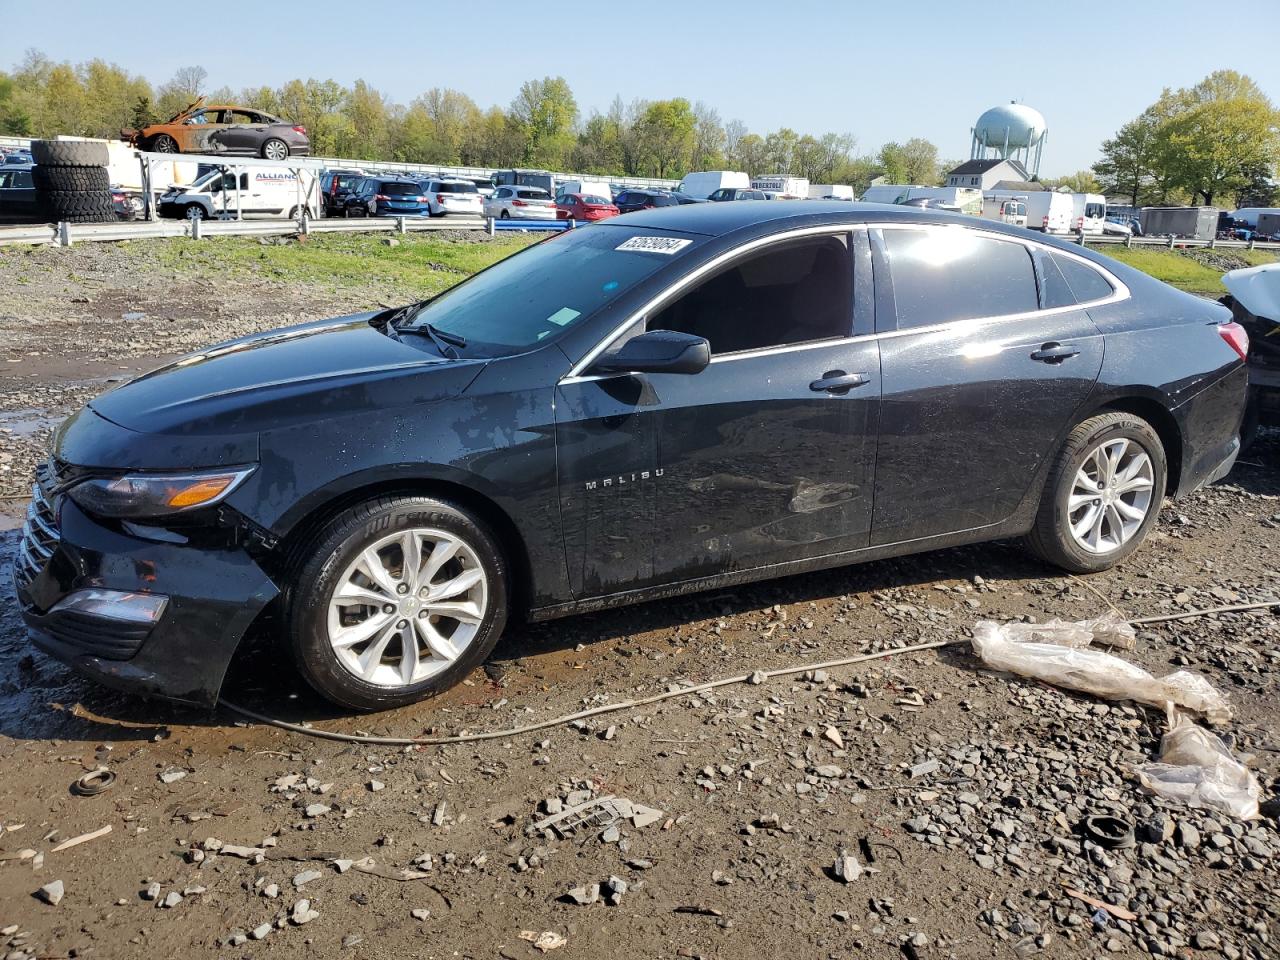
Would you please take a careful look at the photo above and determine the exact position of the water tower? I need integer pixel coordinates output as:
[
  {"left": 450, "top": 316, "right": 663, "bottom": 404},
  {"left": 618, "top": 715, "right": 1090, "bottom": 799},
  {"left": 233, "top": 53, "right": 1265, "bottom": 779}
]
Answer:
[{"left": 970, "top": 101, "right": 1047, "bottom": 179}]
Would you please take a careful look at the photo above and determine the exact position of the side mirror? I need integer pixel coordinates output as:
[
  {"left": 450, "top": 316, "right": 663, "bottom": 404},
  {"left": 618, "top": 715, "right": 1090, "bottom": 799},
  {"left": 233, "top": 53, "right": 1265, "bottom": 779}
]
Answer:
[{"left": 593, "top": 330, "right": 710, "bottom": 376}]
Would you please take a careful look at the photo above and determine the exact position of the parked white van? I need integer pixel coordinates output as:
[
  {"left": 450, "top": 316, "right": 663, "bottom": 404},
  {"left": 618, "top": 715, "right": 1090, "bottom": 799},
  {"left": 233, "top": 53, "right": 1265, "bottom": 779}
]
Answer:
[
  {"left": 1072, "top": 193, "right": 1107, "bottom": 235},
  {"left": 677, "top": 170, "right": 750, "bottom": 199},
  {"left": 986, "top": 190, "right": 1075, "bottom": 233},
  {"left": 555, "top": 179, "right": 613, "bottom": 202},
  {"left": 807, "top": 184, "right": 854, "bottom": 200},
  {"left": 157, "top": 166, "right": 319, "bottom": 220}
]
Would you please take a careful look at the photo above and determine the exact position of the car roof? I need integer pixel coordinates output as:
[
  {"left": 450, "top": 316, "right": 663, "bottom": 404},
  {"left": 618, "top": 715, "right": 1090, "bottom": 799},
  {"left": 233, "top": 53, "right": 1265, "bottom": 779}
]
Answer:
[{"left": 605, "top": 199, "right": 1042, "bottom": 239}]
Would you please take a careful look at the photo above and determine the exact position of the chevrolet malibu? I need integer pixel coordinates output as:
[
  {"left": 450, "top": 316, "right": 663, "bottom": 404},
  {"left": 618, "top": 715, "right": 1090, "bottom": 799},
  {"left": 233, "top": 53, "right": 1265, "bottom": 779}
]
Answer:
[{"left": 16, "top": 203, "right": 1247, "bottom": 711}]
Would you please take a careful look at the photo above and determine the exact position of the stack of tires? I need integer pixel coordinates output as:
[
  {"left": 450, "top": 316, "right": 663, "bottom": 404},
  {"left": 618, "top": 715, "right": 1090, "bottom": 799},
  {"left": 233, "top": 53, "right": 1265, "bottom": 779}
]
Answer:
[{"left": 31, "top": 140, "right": 115, "bottom": 223}]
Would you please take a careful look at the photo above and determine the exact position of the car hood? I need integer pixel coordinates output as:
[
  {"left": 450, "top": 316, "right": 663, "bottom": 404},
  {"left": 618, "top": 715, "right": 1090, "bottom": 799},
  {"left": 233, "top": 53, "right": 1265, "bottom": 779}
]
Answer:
[{"left": 90, "top": 312, "right": 485, "bottom": 438}]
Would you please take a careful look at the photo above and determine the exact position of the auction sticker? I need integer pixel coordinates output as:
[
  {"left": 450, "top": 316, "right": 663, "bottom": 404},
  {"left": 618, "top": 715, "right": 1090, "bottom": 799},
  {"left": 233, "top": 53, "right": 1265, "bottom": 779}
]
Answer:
[{"left": 616, "top": 236, "right": 692, "bottom": 255}]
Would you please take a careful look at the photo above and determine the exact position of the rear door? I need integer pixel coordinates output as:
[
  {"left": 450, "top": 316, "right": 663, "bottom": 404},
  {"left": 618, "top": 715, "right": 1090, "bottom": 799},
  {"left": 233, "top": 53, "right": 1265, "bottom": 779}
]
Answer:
[
  {"left": 555, "top": 228, "right": 880, "bottom": 597},
  {"left": 868, "top": 224, "right": 1106, "bottom": 545}
]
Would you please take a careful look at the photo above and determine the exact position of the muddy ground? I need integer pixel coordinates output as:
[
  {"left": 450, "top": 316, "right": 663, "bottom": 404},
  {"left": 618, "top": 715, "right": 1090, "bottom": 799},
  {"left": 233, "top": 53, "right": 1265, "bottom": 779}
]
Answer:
[{"left": 0, "top": 238, "right": 1277, "bottom": 960}]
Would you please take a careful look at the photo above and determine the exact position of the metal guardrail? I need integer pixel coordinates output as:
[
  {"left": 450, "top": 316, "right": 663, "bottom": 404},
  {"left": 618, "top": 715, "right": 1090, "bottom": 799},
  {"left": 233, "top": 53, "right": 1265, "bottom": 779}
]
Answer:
[
  {"left": 1078, "top": 233, "right": 1280, "bottom": 250},
  {"left": 0, "top": 214, "right": 572, "bottom": 246}
]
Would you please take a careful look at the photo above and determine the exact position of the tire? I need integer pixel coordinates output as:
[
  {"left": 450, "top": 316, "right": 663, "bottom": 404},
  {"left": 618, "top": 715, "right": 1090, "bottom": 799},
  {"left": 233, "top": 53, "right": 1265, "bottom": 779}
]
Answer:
[
  {"left": 501, "top": 209, "right": 510, "bottom": 219},
  {"left": 183, "top": 204, "right": 205, "bottom": 221},
  {"left": 40, "top": 191, "right": 116, "bottom": 221},
  {"left": 150, "top": 135, "right": 178, "bottom": 154},
  {"left": 288, "top": 495, "right": 510, "bottom": 711},
  {"left": 33, "top": 165, "right": 110, "bottom": 193},
  {"left": 1025, "top": 412, "right": 1166, "bottom": 573},
  {"left": 261, "top": 138, "right": 289, "bottom": 161},
  {"left": 30, "top": 139, "right": 110, "bottom": 167}
]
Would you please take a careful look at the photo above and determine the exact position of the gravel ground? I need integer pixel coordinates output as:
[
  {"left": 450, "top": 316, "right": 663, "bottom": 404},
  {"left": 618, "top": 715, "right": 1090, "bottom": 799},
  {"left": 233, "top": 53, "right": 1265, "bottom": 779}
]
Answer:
[{"left": 0, "top": 239, "right": 1277, "bottom": 960}]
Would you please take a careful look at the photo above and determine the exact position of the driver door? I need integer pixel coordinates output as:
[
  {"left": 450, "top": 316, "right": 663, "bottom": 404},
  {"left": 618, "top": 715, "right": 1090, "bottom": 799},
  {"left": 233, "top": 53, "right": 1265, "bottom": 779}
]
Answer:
[{"left": 554, "top": 229, "right": 880, "bottom": 598}]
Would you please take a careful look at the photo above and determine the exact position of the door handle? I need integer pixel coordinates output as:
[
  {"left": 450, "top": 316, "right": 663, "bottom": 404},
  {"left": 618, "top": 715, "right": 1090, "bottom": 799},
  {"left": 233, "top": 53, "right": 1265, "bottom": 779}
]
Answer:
[
  {"left": 809, "top": 371, "right": 869, "bottom": 394},
  {"left": 1030, "top": 342, "right": 1080, "bottom": 363}
]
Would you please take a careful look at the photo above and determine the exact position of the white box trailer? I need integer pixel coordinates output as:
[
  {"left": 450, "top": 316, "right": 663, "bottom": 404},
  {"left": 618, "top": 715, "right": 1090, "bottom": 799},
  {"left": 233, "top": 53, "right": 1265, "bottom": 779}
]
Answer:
[
  {"left": 807, "top": 184, "right": 854, "bottom": 200},
  {"left": 861, "top": 185, "right": 982, "bottom": 216},
  {"left": 678, "top": 170, "right": 749, "bottom": 199},
  {"left": 1233, "top": 207, "right": 1280, "bottom": 228},
  {"left": 53, "top": 135, "right": 199, "bottom": 194},
  {"left": 751, "top": 174, "right": 810, "bottom": 199}
]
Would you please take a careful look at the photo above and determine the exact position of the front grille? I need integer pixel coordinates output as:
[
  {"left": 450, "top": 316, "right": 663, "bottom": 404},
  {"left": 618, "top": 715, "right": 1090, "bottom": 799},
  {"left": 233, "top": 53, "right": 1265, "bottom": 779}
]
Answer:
[{"left": 14, "top": 460, "right": 63, "bottom": 594}]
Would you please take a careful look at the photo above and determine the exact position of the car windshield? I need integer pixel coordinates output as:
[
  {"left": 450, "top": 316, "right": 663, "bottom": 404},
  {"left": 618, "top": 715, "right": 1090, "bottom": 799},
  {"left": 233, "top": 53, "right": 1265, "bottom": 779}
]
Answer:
[
  {"left": 380, "top": 182, "right": 420, "bottom": 196},
  {"left": 517, "top": 189, "right": 548, "bottom": 200},
  {"left": 405, "top": 227, "right": 700, "bottom": 355}
]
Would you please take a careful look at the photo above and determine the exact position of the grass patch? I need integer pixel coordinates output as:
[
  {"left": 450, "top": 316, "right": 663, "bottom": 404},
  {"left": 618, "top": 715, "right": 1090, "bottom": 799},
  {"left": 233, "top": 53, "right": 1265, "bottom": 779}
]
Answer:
[
  {"left": 131, "top": 232, "right": 538, "bottom": 297},
  {"left": 1093, "top": 245, "right": 1280, "bottom": 296}
]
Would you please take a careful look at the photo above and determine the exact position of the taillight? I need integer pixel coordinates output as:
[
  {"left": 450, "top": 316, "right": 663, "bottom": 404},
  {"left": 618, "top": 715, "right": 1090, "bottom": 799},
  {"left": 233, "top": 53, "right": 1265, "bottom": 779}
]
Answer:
[
  {"left": 1218, "top": 322, "right": 1249, "bottom": 361},
  {"left": 111, "top": 192, "right": 125, "bottom": 201},
  {"left": 512, "top": 199, "right": 527, "bottom": 206},
  {"left": 1042, "top": 215, "right": 1049, "bottom": 228},
  {"left": 374, "top": 194, "right": 389, "bottom": 201},
  {"left": 292, "top": 125, "right": 306, "bottom": 134}
]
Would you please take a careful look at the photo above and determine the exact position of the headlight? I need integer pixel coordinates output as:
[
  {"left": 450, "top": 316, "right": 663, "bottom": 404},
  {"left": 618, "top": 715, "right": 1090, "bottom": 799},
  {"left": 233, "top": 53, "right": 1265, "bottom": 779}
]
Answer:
[{"left": 67, "top": 467, "right": 255, "bottom": 519}]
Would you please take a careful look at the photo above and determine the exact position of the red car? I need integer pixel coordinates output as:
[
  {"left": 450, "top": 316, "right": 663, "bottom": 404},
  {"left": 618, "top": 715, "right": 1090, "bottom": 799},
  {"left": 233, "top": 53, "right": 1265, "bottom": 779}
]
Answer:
[{"left": 555, "top": 192, "right": 619, "bottom": 222}]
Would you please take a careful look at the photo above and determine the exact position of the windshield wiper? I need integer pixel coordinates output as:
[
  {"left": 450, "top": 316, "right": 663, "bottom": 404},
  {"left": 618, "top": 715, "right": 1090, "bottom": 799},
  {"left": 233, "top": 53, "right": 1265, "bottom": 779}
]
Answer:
[{"left": 399, "top": 321, "right": 465, "bottom": 359}]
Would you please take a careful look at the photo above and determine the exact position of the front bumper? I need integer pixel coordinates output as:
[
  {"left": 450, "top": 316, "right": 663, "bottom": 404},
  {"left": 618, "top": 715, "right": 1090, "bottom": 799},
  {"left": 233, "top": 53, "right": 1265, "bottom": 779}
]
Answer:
[{"left": 15, "top": 486, "right": 279, "bottom": 708}]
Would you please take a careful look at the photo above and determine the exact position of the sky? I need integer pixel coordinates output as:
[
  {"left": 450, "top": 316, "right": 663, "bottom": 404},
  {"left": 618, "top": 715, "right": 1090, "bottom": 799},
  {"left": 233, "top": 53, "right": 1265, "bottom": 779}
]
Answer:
[{"left": 2, "top": 0, "right": 1278, "bottom": 177}]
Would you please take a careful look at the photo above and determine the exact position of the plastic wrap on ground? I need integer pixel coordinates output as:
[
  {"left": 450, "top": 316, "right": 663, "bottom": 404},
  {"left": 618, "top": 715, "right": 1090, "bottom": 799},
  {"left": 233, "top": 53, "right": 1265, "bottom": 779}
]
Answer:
[
  {"left": 1134, "top": 710, "right": 1262, "bottom": 820},
  {"left": 971, "top": 619, "right": 1231, "bottom": 724}
]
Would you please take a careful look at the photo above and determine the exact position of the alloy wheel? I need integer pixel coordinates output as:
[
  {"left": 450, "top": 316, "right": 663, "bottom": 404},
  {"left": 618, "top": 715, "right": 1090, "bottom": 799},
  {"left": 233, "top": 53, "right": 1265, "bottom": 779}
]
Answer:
[
  {"left": 1066, "top": 438, "right": 1154, "bottom": 554},
  {"left": 263, "top": 139, "right": 288, "bottom": 161},
  {"left": 326, "top": 528, "right": 489, "bottom": 687}
]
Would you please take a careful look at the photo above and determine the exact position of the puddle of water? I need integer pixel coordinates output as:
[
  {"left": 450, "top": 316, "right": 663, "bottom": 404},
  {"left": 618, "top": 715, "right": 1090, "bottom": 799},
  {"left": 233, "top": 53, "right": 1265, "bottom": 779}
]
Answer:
[{"left": 0, "top": 407, "right": 61, "bottom": 437}]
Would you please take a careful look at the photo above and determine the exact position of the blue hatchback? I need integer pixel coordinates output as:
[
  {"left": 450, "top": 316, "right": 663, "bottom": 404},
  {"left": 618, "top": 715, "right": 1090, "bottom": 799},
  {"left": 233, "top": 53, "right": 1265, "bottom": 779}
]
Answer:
[{"left": 344, "top": 177, "right": 431, "bottom": 217}]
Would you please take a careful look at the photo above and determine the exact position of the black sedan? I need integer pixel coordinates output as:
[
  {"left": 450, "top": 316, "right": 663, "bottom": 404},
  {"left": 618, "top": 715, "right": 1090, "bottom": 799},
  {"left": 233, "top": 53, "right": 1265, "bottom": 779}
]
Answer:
[
  {"left": 614, "top": 189, "right": 702, "bottom": 213},
  {"left": 16, "top": 203, "right": 1247, "bottom": 712}
]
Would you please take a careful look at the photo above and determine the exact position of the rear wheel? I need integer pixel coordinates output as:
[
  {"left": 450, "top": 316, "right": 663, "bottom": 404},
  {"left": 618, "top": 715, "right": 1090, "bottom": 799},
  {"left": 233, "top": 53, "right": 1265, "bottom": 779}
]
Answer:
[
  {"left": 288, "top": 495, "right": 509, "bottom": 711},
  {"left": 1025, "top": 412, "right": 1166, "bottom": 573},
  {"left": 501, "top": 209, "right": 510, "bottom": 219},
  {"left": 262, "top": 138, "right": 289, "bottom": 161}
]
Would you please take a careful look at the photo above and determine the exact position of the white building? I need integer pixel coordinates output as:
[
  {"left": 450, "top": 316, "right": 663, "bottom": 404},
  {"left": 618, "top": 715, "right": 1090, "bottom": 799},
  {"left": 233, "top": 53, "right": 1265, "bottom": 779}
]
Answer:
[{"left": 945, "top": 158, "right": 1036, "bottom": 192}]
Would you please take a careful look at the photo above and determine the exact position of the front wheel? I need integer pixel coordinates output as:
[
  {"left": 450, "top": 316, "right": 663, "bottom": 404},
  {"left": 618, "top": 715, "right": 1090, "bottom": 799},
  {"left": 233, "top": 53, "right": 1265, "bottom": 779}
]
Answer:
[
  {"left": 288, "top": 495, "right": 509, "bottom": 711},
  {"left": 151, "top": 134, "right": 178, "bottom": 153},
  {"left": 1025, "top": 412, "right": 1166, "bottom": 573},
  {"left": 183, "top": 204, "right": 205, "bottom": 221}
]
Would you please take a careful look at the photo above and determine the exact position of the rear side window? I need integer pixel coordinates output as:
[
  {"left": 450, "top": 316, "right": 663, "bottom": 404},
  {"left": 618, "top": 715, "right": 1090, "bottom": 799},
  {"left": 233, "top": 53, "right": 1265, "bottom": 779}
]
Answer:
[
  {"left": 1051, "top": 252, "right": 1113, "bottom": 304},
  {"left": 1037, "top": 253, "right": 1076, "bottom": 309},
  {"left": 883, "top": 228, "right": 1038, "bottom": 329}
]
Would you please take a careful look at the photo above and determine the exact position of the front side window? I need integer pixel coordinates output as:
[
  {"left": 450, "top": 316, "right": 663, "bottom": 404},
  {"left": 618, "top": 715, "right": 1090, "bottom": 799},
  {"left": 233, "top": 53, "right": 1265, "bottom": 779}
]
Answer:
[
  {"left": 647, "top": 234, "right": 852, "bottom": 355},
  {"left": 184, "top": 111, "right": 208, "bottom": 125},
  {"left": 883, "top": 228, "right": 1038, "bottom": 330},
  {"left": 406, "top": 227, "right": 703, "bottom": 355}
]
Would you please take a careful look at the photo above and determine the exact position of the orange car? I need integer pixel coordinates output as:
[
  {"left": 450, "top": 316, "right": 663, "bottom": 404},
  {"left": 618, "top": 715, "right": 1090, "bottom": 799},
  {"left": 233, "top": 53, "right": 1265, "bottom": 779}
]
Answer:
[{"left": 124, "top": 98, "right": 311, "bottom": 160}]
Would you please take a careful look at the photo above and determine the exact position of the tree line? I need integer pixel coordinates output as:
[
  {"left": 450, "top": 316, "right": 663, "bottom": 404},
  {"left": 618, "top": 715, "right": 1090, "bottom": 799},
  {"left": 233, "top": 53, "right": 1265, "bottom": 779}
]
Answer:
[
  {"left": 0, "top": 50, "right": 957, "bottom": 190},
  {"left": 1092, "top": 70, "right": 1279, "bottom": 208}
]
